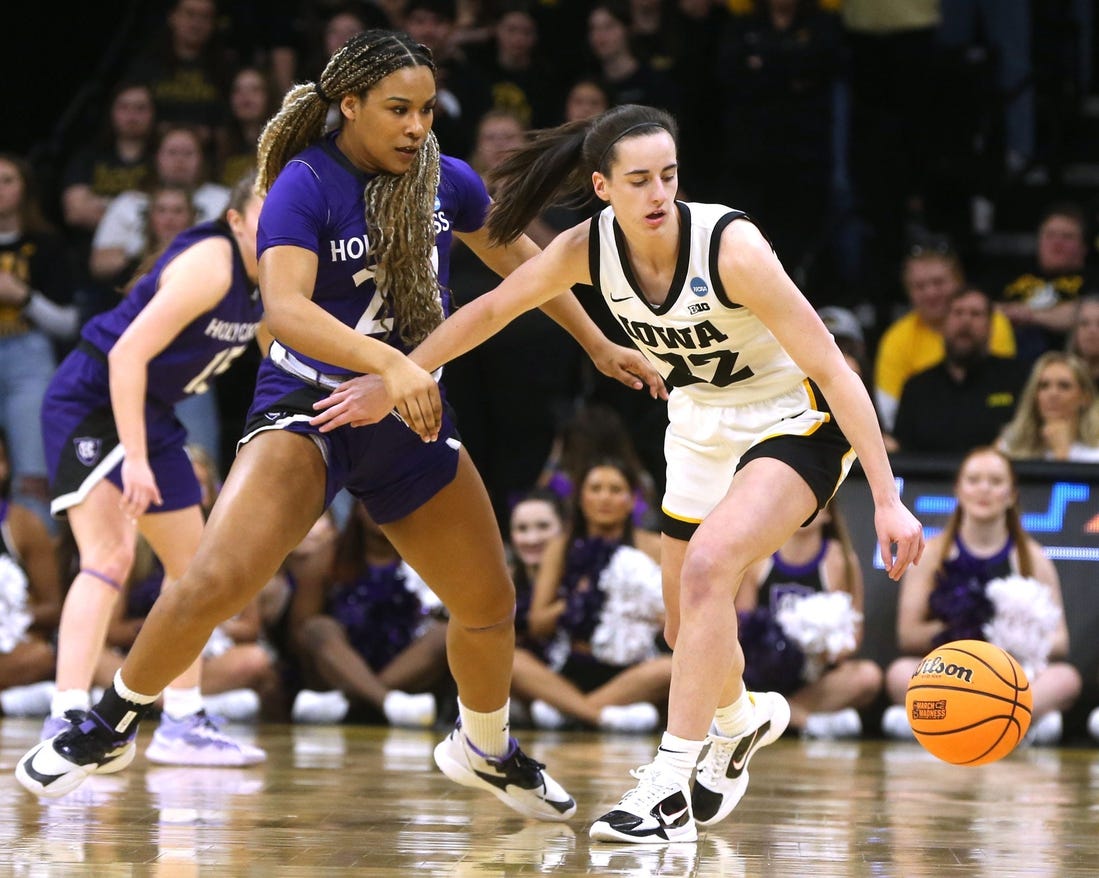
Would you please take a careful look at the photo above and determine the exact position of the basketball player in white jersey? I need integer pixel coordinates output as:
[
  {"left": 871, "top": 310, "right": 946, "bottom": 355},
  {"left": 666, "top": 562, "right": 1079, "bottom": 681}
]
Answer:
[{"left": 310, "top": 103, "right": 925, "bottom": 844}]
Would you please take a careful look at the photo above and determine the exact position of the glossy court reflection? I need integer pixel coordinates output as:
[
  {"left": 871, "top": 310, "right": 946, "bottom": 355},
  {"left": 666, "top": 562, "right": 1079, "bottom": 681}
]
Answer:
[{"left": 2, "top": 719, "right": 1098, "bottom": 875}]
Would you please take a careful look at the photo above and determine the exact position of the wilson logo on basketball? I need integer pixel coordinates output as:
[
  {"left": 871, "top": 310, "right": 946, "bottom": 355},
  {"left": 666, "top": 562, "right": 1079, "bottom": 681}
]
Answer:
[
  {"left": 912, "top": 655, "right": 974, "bottom": 683},
  {"left": 910, "top": 699, "right": 948, "bottom": 721}
]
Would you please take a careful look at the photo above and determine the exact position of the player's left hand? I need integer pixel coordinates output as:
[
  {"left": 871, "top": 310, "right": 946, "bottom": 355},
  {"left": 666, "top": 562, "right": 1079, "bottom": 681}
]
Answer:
[
  {"left": 875, "top": 497, "right": 925, "bottom": 581},
  {"left": 593, "top": 344, "right": 668, "bottom": 400},
  {"left": 311, "top": 375, "right": 392, "bottom": 432}
]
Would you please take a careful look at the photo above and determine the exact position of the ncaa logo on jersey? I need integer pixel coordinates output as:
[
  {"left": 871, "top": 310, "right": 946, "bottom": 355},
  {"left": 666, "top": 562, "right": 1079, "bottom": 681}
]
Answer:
[
  {"left": 690, "top": 277, "right": 708, "bottom": 297},
  {"left": 73, "top": 437, "right": 101, "bottom": 467}
]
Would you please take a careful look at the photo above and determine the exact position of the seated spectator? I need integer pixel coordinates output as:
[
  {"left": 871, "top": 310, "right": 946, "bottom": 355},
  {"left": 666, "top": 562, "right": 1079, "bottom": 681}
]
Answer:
[
  {"left": 401, "top": 0, "right": 493, "bottom": 158},
  {"left": 216, "top": 65, "right": 275, "bottom": 187},
  {"left": 524, "top": 77, "right": 611, "bottom": 249},
  {"left": 288, "top": 502, "right": 451, "bottom": 727},
  {"left": 996, "top": 351, "right": 1099, "bottom": 462},
  {"left": 120, "top": 183, "right": 198, "bottom": 292},
  {"left": 736, "top": 502, "right": 881, "bottom": 739},
  {"left": 585, "top": 1, "right": 680, "bottom": 115},
  {"left": 893, "top": 287, "right": 1028, "bottom": 454},
  {"left": 0, "top": 429, "right": 64, "bottom": 719},
  {"left": 1068, "top": 293, "right": 1099, "bottom": 388},
  {"left": 874, "top": 243, "right": 1016, "bottom": 432},
  {"left": 90, "top": 124, "right": 231, "bottom": 289},
  {"left": 467, "top": 0, "right": 565, "bottom": 129},
  {"left": 507, "top": 488, "right": 568, "bottom": 657},
  {"left": 538, "top": 402, "right": 659, "bottom": 530},
  {"left": 283, "top": 2, "right": 390, "bottom": 91},
  {"left": 0, "top": 153, "right": 80, "bottom": 523},
  {"left": 997, "top": 202, "right": 1096, "bottom": 368},
  {"left": 512, "top": 457, "right": 671, "bottom": 733},
  {"left": 123, "top": 0, "right": 232, "bottom": 148},
  {"left": 882, "top": 447, "right": 1082, "bottom": 746},
  {"left": 59, "top": 80, "right": 156, "bottom": 285}
]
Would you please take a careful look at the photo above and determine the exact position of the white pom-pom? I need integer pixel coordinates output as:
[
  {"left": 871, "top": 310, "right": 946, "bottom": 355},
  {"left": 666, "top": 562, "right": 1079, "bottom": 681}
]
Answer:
[
  {"left": 982, "top": 575, "right": 1060, "bottom": 677},
  {"left": 774, "top": 590, "right": 862, "bottom": 682},
  {"left": 590, "top": 546, "right": 665, "bottom": 666},
  {"left": 0, "top": 554, "right": 32, "bottom": 654}
]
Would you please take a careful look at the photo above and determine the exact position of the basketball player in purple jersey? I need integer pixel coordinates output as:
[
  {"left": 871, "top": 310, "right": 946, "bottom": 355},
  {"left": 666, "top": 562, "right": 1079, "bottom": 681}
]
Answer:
[
  {"left": 28, "top": 172, "right": 266, "bottom": 772},
  {"left": 17, "top": 30, "right": 662, "bottom": 816}
]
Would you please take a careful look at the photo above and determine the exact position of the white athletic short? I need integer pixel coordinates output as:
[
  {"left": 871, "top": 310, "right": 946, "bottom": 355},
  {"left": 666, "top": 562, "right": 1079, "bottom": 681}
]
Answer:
[{"left": 660, "top": 379, "right": 856, "bottom": 540}]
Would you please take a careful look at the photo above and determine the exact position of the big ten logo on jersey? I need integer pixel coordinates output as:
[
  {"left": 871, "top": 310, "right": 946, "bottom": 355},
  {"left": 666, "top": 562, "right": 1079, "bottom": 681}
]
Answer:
[
  {"left": 432, "top": 196, "right": 451, "bottom": 236},
  {"left": 688, "top": 276, "right": 710, "bottom": 314}
]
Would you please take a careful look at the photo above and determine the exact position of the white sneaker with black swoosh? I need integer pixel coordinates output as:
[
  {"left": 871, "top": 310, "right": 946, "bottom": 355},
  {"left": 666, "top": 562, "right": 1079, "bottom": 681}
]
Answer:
[
  {"left": 15, "top": 709, "right": 138, "bottom": 799},
  {"left": 691, "top": 691, "right": 790, "bottom": 827},
  {"left": 589, "top": 764, "right": 697, "bottom": 844},
  {"left": 433, "top": 722, "right": 576, "bottom": 821}
]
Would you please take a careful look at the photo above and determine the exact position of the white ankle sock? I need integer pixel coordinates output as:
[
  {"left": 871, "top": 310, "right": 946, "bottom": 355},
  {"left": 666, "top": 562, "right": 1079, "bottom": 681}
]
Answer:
[
  {"left": 713, "top": 689, "right": 753, "bottom": 737},
  {"left": 458, "top": 698, "right": 510, "bottom": 757},
  {"left": 51, "top": 688, "right": 91, "bottom": 718},
  {"left": 113, "top": 671, "right": 159, "bottom": 705},
  {"left": 162, "top": 686, "right": 203, "bottom": 719},
  {"left": 652, "top": 731, "right": 704, "bottom": 782}
]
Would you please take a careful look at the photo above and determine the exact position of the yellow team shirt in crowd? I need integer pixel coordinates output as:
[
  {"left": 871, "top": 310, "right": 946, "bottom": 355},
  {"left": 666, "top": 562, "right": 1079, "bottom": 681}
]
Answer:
[{"left": 874, "top": 310, "right": 1017, "bottom": 402}]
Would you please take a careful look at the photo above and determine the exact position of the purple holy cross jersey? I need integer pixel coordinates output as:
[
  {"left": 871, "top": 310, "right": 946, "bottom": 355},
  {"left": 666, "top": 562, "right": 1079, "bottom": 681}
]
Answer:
[
  {"left": 257, "top": 131, "right": 490, "bottom": 375},
  {"left": 80, "top": 220, "right": 263, "bottom": 406}
]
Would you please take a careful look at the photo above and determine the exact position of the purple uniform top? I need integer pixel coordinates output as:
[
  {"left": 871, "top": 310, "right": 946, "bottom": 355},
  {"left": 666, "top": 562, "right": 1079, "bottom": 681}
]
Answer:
[
  {"left": 81, "top": 220, "right": 263, "bottom": 406},
  {"left": 257, "top": 131, "right": 490, "bottom": 374}
]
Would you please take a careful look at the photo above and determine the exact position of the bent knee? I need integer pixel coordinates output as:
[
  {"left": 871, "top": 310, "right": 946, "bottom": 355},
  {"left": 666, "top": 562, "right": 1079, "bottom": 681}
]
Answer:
[
  {"left": 451, "top": 606, "right": 515, "bottom": 633},
  {"left": 297, "top": 615, "right": 344, "bottom": 653},
  {"left": 446, "top": 580, "right": 515, "bottom": 631}
]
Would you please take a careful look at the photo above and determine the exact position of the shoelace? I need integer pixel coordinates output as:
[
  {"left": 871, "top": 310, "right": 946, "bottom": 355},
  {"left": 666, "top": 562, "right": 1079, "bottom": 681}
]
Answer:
[
  {"left": 493, "top": 743, "right": 547, "bottom": 788},
  {"left": 617, "top": 763, "right": 680, "bottom": 809},
  {"left": 696, "top": 736, "right": 737, "bottom": 786}
]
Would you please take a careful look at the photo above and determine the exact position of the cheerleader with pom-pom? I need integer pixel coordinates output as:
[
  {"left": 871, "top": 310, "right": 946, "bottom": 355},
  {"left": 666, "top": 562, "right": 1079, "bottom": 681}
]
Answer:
[
  {"left": 736, "top": 502, "right": 881, "bottom": 739},
  {"left": 511, "top": 457, "right": 672, "bottom": 733},
  {"left": 882, "top": 446, "right": 1081, "bottom": 744}
]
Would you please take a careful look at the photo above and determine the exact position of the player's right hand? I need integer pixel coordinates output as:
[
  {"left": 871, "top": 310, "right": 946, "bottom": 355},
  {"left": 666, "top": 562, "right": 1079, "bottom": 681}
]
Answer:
[{"left": 120, "top": 458, "right": 163, "bottom": 519}]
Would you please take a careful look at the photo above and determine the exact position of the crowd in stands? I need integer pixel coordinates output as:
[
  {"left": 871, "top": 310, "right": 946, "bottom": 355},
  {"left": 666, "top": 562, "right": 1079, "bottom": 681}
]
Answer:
[{"left": 3, "top": 0, "right": 1099, "bottom": 747}]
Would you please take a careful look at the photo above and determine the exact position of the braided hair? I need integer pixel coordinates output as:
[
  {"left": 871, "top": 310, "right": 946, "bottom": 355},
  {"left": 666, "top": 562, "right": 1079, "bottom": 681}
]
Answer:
[{"left": 255, "top": 30, "right": 444, "bottom": 345}]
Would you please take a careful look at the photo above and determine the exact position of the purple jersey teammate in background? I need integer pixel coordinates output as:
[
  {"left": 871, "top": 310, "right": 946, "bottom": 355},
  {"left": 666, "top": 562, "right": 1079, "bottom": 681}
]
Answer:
[{"left": 32, "top": 170, "right": 267, "bottom": 771}]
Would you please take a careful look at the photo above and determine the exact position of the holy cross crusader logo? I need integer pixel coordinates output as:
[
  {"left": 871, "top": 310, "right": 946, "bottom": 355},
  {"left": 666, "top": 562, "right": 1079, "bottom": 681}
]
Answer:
[{"left": 73, "top": 437, "right": 101, "bottom": 467}]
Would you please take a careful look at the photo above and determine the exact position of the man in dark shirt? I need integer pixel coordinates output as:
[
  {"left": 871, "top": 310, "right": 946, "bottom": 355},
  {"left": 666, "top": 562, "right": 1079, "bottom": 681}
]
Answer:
[{"left": 893, "top": 287, "right": 1028, "bottom": 454}]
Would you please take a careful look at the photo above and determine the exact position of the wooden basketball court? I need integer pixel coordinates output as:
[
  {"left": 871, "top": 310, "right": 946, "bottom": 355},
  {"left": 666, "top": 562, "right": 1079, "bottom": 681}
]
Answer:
[{"left": 1, "top": 718, "right": 1096, "bottom": 876}]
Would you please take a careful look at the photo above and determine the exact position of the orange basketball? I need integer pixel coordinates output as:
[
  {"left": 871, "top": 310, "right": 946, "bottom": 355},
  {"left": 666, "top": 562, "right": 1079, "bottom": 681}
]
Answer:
[{"left": 904, "top": 639, "right": 1033, "bottom": 766}]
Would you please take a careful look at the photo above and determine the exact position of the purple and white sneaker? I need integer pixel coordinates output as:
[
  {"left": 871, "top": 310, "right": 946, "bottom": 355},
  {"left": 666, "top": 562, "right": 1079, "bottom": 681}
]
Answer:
[{"left": 145, "top": 710, "right": 266, "bottom": 767}]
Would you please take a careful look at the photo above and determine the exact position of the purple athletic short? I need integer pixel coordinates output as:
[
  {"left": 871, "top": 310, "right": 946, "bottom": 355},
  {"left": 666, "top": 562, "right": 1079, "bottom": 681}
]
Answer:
[
  {"left": 43, "top": 347, "right": 201, "bottom": 517},
  {"left": 241, "top": 358, "right": 461, "bottom": 524}
]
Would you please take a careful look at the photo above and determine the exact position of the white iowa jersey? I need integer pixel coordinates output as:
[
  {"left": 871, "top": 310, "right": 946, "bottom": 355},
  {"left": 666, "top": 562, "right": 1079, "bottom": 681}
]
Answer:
[{"left": 590, "top": 201, "right": 805, "bottom": 406}]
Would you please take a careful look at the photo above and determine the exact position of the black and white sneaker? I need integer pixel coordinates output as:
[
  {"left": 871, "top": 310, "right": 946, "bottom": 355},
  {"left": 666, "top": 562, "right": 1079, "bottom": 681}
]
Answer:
[
  {"left": 433, "top": 723, "right": 576, "bottom": 821},
  {"left": 589, "top": 763, "right": 697, "bottom": 844},
  {"left": 691, "top": 691, "right": 790, "bottom": 827},
  {"left": 16, "top": 709, "right": 138, "bottom": 798}
]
